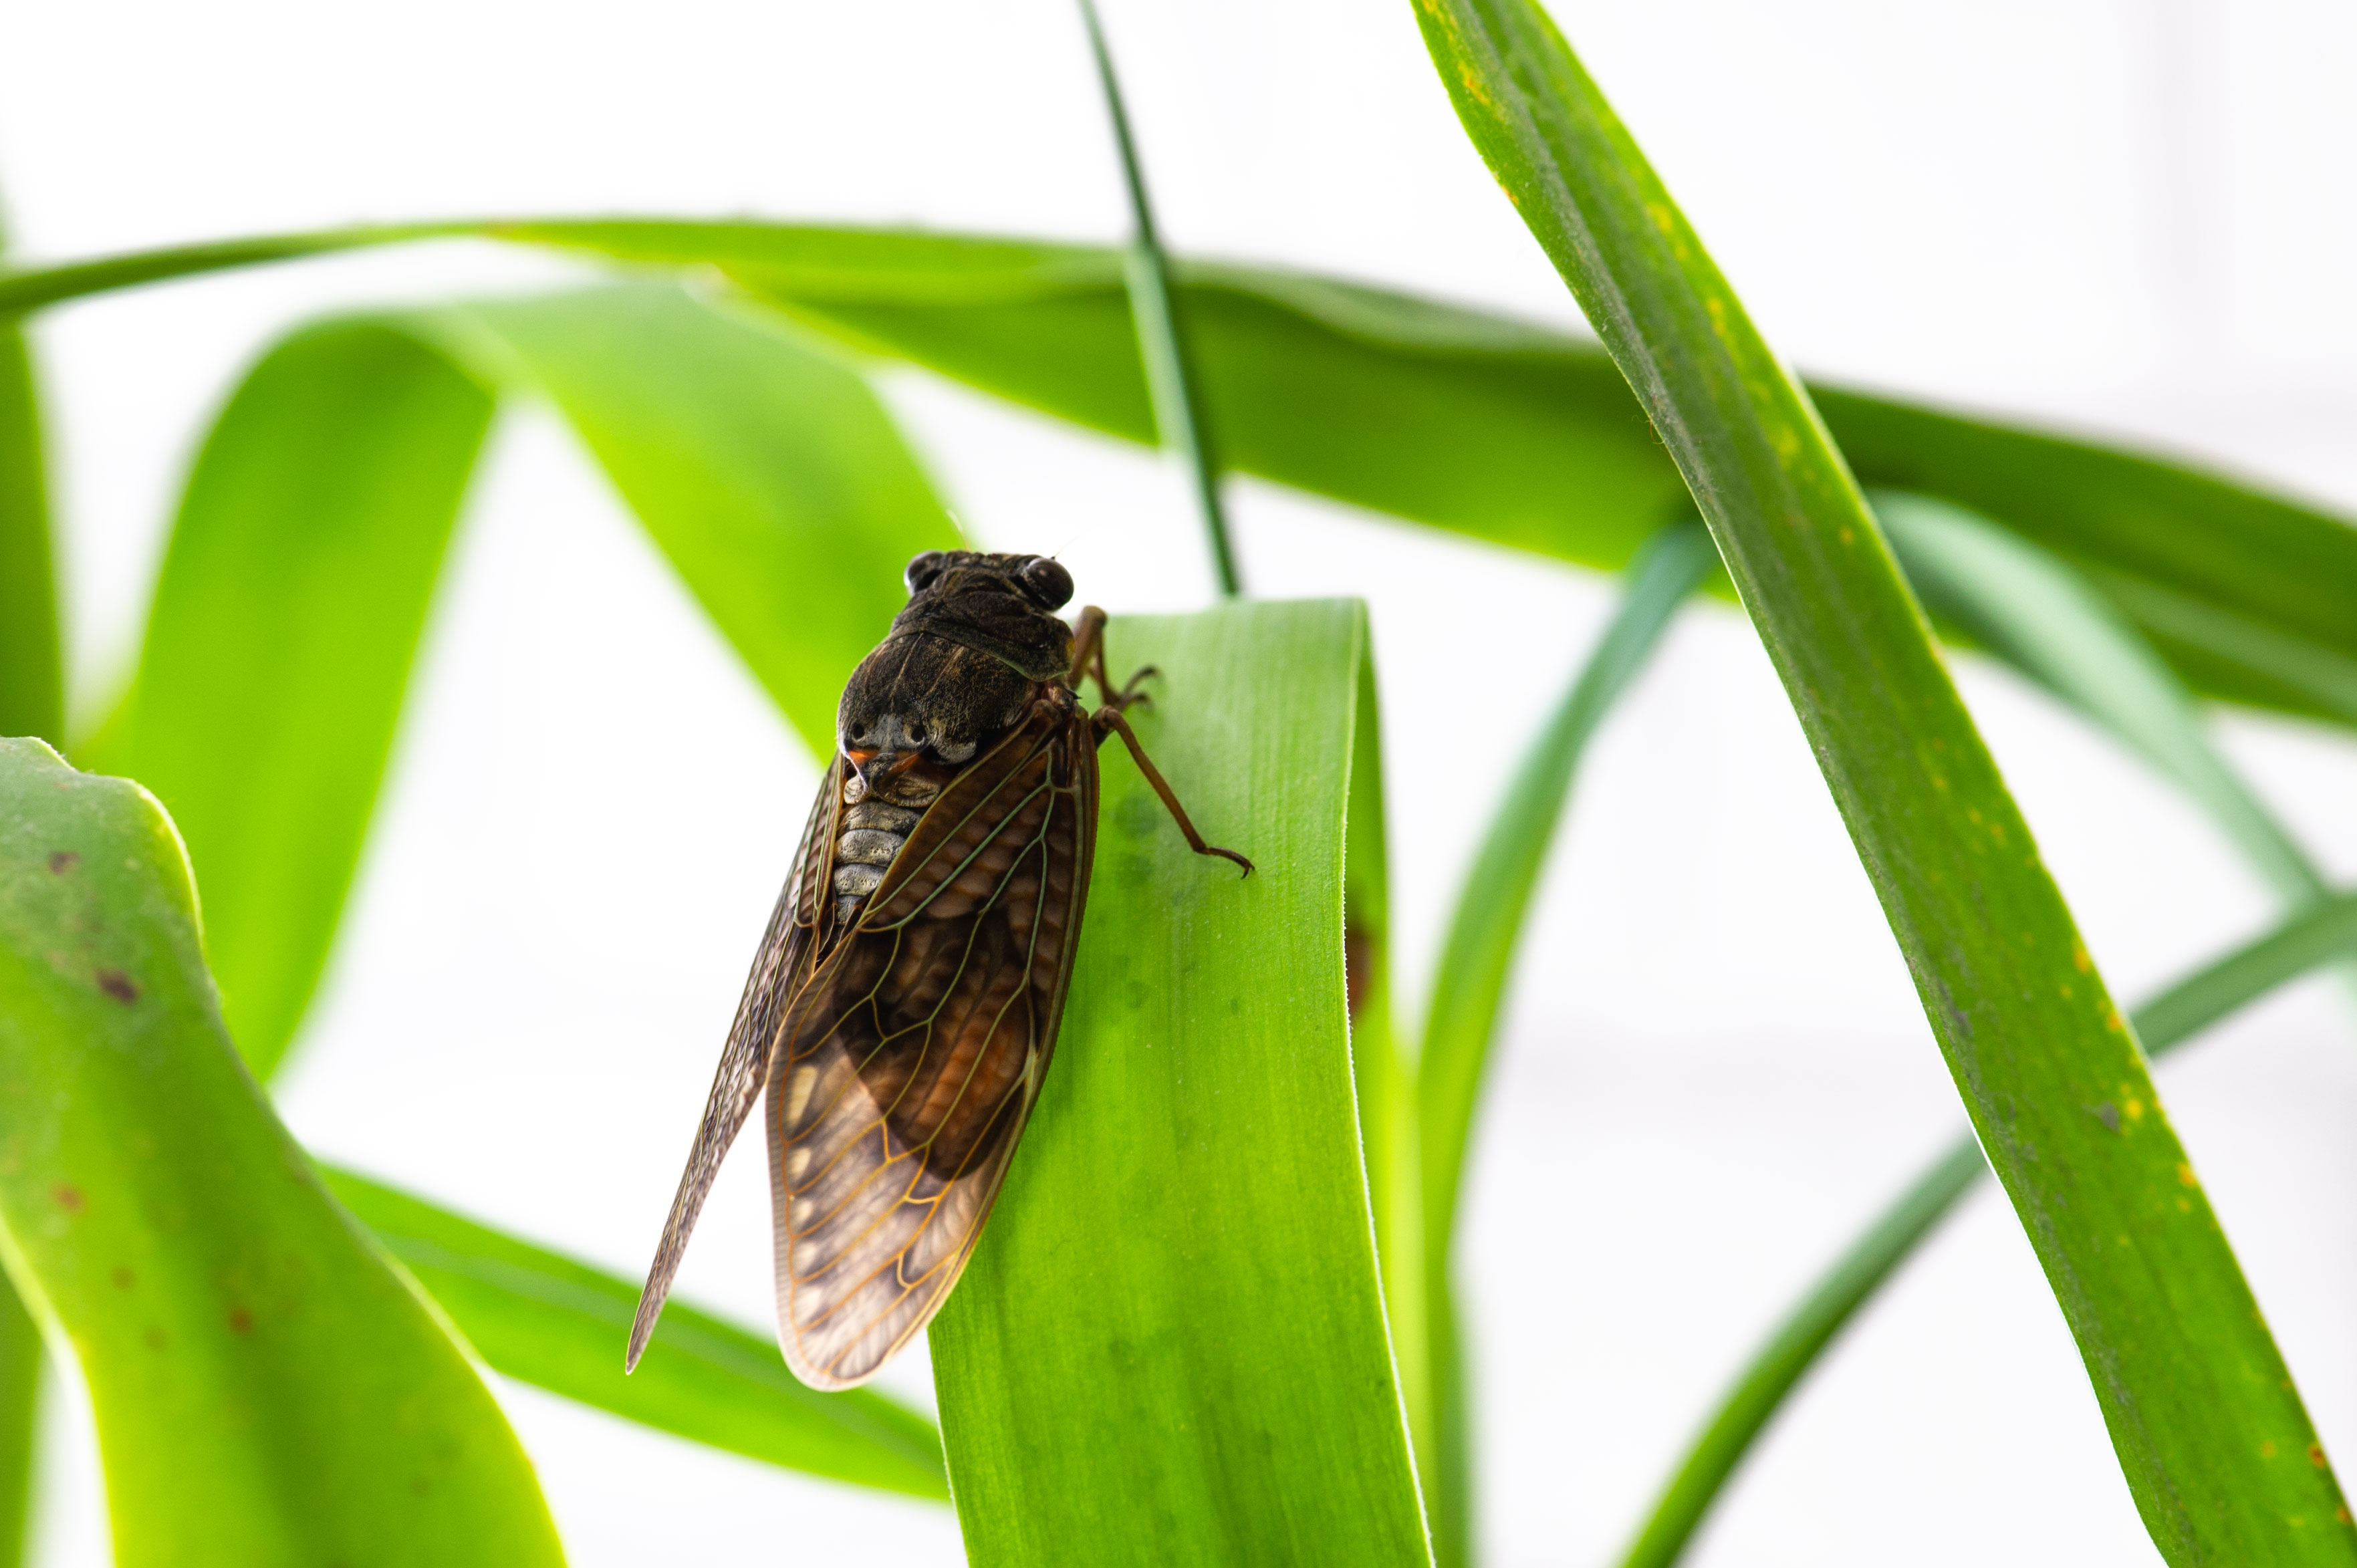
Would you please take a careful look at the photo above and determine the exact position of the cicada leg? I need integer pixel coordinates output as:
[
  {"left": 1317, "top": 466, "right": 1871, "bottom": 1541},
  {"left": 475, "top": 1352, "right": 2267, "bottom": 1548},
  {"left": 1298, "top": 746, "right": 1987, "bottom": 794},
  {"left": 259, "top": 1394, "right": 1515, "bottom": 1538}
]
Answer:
[
  {"left": 1068, "top": 604, "right": 1157, "bottom": 712},
  {"left": 1093, "top": 706, "right": 1253, "bottom": 876}
]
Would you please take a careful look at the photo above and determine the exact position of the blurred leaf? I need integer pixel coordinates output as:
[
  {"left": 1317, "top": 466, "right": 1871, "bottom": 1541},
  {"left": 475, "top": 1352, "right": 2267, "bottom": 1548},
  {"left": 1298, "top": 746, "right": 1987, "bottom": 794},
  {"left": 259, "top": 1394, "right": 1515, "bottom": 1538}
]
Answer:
[
  {"left": 0, "top": 205, "right": 54, "bottom": 1568},
  {"left": 1623, "top": 886, "right": 2357, "bottom": 1568},
  {"left": 320, "top": 1167, "right": 949, "bottom": 1500},
  {"left": 9, "top": 222, "right": 2357, "bottom": 725},
  {"left": 0, "top": 1287, "right": 29, "bottom": 1568},
  {"left": 1412, "top": 1, "right": 2356, "bottom": 1561},
  {"left": 114, "top": 321, "right": 495, "bottom": 1079},
  {"left": 1078, "top": 0, "right": 1242, "bottom": 594},
  {"left": 1415, "top": 520, "right": 1714, "bottom": 1567},
  {"left": 620, "top": 223, "right": 2357, "bottom": 733},
  {"left": 0, "top": 325, "right": 57, "bottom": 746},
  {"left": 0, "top": 738, "right": 562, "bottom": 1567},
  {"left": 449, "top": 285, "right": 961, "bottom": 758},
  {"left": 931, "top": 600, "right": 1430, "bottom": 1567},
  {"left": 1878, "top": 491, "right": 2326, "bottom": 905},
  {"left": 0, "top": 224, "right": 472, "bottom": 318},
  {"left": 112, "top": 283, "right": 958, "bottom": 1088}
]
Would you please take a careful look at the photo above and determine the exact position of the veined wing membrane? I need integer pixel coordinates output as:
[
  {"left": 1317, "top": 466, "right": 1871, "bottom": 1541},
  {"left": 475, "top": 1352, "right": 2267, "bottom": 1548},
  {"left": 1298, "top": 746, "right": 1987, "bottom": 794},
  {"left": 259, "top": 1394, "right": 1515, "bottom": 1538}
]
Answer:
[
  {"left": 628, "top": 762, "right": 843, "bottom": 1370},
  {"left": 768, "top": 699, "right": 1097, "bottom": 1390}
]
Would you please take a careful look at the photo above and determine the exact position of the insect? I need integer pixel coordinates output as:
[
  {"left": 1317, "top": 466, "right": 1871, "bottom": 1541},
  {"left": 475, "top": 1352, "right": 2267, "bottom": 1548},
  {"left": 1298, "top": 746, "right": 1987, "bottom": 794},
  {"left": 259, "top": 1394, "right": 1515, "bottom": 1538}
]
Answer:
[{"left": 626, "top": 549, "right": 1251, "bottom": 1390}]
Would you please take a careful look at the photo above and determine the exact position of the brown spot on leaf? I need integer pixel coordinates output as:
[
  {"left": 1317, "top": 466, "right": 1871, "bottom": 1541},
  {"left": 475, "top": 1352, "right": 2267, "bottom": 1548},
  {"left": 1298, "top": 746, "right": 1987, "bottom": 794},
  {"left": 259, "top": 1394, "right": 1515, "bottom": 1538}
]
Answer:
[
  {"left": 227, "top": 1308, "right": 253, "bottom": 1335},
  {"left": 144, "top": 1327, "right": 168, "bottom": 1350},
  {"left": 47, "top": 851, "right": 78, "bottom": 874},
  {"left": 2312, "top": 1442, "right": 2329, "bottom": 1468},
  {"left": 51, "top": 1184, "right": 82, "bottom": 1214},
  {"left": 110, "top": 1267, "right": 134, "bottom": 1290},
  {"left": 96, "top": 969, "right": 138, "bottom": 1004}
]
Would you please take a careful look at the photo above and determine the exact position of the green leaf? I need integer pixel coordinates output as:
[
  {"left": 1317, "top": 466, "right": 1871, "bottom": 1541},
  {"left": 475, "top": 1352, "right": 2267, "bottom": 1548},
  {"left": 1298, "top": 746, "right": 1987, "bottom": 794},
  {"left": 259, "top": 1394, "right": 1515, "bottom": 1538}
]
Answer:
[
  {"left": 0, "top": 738, "right": 562, "bottom": 1567},
  {"left": 114, "top": 320, "right": 495, "bottom": 1079},
  {"left": 1877, "top": 491, "right": 2326, "bottom": 905},
  {"left": 10, "top": 222, "right": 2357, "bottom": 725},
  {"left": 1416, "top": 519, "right": 1713, "bottom": 1567},
  {"left": 0, "top": 207, "right": 55, "bottom": 1568},
  {"left": 672, "top": 227, "right": 2357, "bottom": 733},
  {"left": 1410, "top": 1, "right": 2356, "bottom": 1561},
  {"left": 1077, "top": 0, "right": 1241, "bottom": 596},
  {"left": 1622, "top": 887, "right": 2357, "bottom": 1568},
  {"left": 0, "top": 324, "right": 57, "bottom": 747},
  {"left": 931, "top": 600, "right": 1430, "bottom": 1567},
  {"left": 0, "top": 224, "right": 473, "bottom": 318},
  {"left": 1344, "top": 644, "right": 1431, "bottom": 1513},
  {"left": 449, "top": 285, "right": 963, "bottom": 759},
  {"left": 0, "top": 1285, "right": 30, "bottom": 1568},
  {"left": 318, "top": 1166, "right": 949, "bottom": 1500},
  {"left": 112, "top": 283, "right": 957, "bottom": 1088}
]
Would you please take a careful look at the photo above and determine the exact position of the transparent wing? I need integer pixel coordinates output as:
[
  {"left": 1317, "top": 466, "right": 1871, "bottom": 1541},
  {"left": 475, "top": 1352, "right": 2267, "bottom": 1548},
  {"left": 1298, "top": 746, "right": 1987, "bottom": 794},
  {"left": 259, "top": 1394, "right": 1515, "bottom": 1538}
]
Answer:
[
  {"left": 628, "top": 757, "right": 843, "bottom": 1369},
  {"left": 766, "top": 699, "right": 1097, "bottom": 1390}
]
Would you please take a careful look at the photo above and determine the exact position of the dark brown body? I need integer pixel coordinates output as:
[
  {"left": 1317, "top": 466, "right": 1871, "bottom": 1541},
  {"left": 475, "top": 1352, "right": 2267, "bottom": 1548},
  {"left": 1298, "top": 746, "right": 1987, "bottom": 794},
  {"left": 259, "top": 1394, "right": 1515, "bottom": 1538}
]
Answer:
[{"left": 629, "top": 551, "right": 1245, "bottom": 1390}]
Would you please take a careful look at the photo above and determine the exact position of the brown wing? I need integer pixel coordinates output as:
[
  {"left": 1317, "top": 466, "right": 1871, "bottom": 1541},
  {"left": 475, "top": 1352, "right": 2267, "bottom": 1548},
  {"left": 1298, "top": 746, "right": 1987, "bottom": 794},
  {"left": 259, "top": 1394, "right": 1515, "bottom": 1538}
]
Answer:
[
  {"left": 765, "top": 694, "right": 1098, "bottom": 1390},
  {"left": 628, "top": 757, "right": 844, "bottom": 1370}
]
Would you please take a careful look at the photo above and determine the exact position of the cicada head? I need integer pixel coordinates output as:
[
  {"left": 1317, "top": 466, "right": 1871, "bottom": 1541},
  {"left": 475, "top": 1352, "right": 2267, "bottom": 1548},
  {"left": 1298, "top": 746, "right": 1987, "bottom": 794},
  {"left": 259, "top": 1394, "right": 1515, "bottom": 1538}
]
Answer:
[{"left": 837, "top": 551, "right": 1080, "bottom": 778}]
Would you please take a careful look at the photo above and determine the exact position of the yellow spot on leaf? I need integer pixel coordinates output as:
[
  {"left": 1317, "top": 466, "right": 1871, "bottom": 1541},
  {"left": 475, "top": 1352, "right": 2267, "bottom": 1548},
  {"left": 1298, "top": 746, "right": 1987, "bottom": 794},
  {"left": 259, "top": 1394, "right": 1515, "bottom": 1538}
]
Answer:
[
  {"left": 2265, "top": 1440, "right": 2279, "bottom": 1459},
  {"left": 2177, "top": 1162, "right": 2197, "bottom": 1187},
  {"left": 2123, "top": 1097, "right": 2144, "bottom": 1121}
]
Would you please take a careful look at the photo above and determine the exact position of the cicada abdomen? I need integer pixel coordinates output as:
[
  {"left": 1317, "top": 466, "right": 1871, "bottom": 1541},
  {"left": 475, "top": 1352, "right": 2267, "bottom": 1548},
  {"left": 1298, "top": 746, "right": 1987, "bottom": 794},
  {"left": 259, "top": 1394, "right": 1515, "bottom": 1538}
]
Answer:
[{"left": 628, "top": 549, "right": 1247, "bottom": 1389}]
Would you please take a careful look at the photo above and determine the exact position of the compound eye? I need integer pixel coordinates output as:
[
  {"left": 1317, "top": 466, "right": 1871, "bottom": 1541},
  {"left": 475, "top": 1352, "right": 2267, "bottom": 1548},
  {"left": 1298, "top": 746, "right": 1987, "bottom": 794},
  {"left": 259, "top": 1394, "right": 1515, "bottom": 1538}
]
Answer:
[
  {"left": 1016, "top": 555, "right": 1074, "bottom": 610},
  {"left": 904, "top": 551, "right": 948, "bottom": 594}
]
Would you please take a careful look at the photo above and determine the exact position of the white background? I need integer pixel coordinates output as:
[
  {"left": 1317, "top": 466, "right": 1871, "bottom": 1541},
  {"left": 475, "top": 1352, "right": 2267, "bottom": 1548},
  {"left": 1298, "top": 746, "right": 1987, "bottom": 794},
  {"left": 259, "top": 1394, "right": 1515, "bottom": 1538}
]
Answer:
[{"left": 4, "top": 1, "right": 2356, "bottom": 1563}]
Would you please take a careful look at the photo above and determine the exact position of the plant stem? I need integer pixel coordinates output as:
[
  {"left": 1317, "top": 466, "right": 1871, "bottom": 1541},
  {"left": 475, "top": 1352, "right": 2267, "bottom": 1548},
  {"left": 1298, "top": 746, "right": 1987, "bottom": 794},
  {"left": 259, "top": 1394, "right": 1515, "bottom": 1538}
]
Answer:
[{"left": 1076, "top": 0, "right": 1241, "bottom": 598}]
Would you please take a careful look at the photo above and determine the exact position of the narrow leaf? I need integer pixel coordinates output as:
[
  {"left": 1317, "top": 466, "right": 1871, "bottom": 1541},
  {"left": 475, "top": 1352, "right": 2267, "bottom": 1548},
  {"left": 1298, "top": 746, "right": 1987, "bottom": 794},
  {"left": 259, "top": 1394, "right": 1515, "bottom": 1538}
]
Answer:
[
  {"left": 1411, "top": 2, "right": 2355, "bottom": 1559},
  {"left": 931, "top": 600, "right": 1430, "bottom": 1567},
  {"left": 116, "top": 321, "right": 495, "bottom": 1079},
  {"left": 1623, "top": 887, "right": 2357, "bottom": 1568},
  {"left": 9, "top": 223, "right": 2357, "bottom": 728},
  {"left": 450, "top": 285, "right": 963, "bottom": 759},
  {"left": 1878, "top": 491, "right": 2326, "bottom": 904},
  {"left": 319, "top": 1167, "right": 949, "bottom": 1500},
  {"left": 0, "top": 207, "right": 57, "bottom": 1568},
  {"left": 0, "top": 739, "right": 562, "bottom": 1567},
  {"left": 1076, "top": 0, "right": 1241, "bottom": 595},
  {"left": 0, "top": 224, "right": 470, "bottom": 318},
  {"left": 0, "top": 325, "right": 57, "bottom": 746},
  {"left": 1416, "top": 520, "right": 1714, "bottom": 1567},
  {"left": 0, "top": 1287, "right": 29, "bottom": 1568}
]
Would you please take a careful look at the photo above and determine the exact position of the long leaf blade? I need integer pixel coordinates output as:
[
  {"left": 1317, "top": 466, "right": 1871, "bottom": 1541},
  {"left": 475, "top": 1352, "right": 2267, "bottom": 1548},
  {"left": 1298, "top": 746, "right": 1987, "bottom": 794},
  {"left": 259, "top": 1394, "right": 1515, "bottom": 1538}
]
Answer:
[
  {"left": 318, "top": 1167, "right": 949, "bottom": 1499},
  {"left": 9, "top": 223, "right": 2357, "bottom": 727},
  {"left": 1410, "top": 1, "right": 2355, "bottom": 1559},
  {"left": 0, "top": 324, "right": 57, "bottom": 747},
  {"left": 0, "top": 739, "right": 562, "bottom": 1567},
  {"left": 451, "top": 285, "right": 963, "bottom": 759},
  {"left": 1416, "top": 519, "right": 1715, "bottom": 1567},
  {"left": 1623, "top": 887, "right": 2357, "bottom": 1567},
  {"left": 0, "top": 207, "right": 55, "bottom": 1568},
  {"left": 113, "top": 320, "right": 495, "bottom": 1079},
  {"left": 931, "top": 600, "right": 1431, "bottom": 1567}
]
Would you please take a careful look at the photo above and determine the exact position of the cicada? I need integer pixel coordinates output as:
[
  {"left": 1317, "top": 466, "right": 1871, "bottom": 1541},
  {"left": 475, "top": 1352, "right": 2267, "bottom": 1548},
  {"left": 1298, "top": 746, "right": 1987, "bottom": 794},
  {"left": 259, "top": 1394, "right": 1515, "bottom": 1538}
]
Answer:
[{"left": 626, "top": 550, "right": 1250, "bottom": 1390}]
